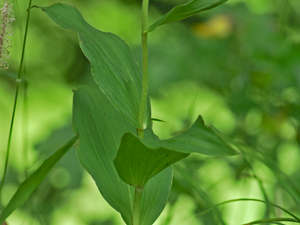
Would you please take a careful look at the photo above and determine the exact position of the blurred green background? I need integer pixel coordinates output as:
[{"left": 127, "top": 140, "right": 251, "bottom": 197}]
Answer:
[{"left": 1, "top": 0, "right": 300, "bottom": 224}]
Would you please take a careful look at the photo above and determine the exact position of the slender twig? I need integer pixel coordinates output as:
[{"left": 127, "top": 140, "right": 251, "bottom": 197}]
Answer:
[{"left": 0, "top": 0, "right": 33, "bottom": 202}]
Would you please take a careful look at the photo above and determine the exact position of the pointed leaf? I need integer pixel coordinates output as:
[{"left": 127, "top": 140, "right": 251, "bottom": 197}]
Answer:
[
  {"left": 148, "top": 0, "right": 227, "bottom": 32},
  {"left": 114, "top": 116, "right": 239, "bottom": 187},
  {"left": 0, "top": 136, "right": 77, "bottom": 224},
  {"left": 36, "top": 3, "right": 150, "bottom": 129},
  {"left": 73, "top": 86, "right": 172, "bottom": 225},
  {"left": 114, "top": 132, "right": 189, "bottom": 188},
  {"left": 142, "top": 116, "right": 239, "bottom": 156}
]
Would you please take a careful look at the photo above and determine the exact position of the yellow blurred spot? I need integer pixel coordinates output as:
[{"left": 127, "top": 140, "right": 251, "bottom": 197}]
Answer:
[{"left": 193, "top": 14, "right": 233, "bottom": 39}]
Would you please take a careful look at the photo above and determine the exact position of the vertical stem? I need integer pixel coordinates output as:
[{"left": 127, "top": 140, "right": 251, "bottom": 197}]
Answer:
[
  {"left": 132, "top": 187, "right": 144, "bottom": 225},
  {"left": 0, "top": 0, "right": 33, "bottom": 203},
  {"left": 137, "top": 0, "right": 149, "bottom": 138},
  {"left": 22, "top": 81, "right": 29, "bottom": 178},
  {"left": 133, "top": 1, "right": 149, "bottom": 223}
]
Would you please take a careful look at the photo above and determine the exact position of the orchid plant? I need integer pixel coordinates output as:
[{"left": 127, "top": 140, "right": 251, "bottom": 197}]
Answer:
[{"left": 0, "top": 1, "right": 241, "bottom": 225}]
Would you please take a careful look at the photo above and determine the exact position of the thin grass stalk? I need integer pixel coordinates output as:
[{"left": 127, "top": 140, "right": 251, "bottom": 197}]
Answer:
[
  {"left": 245, "top": 157, "right": 272, "bottom": 221},
  {"left": 243, "top": 217, "right": 299, "bottom": 225},
  {"left": 22, "top": 81, "right": 29, "bottom": 178},
  {"left": 175, "top": 164, "right": 227, "bottom": 225},
  {"left": 0, "top": 0, "right": 33, "bottom": 202},
  {"left": 196, "top": 198, "right": 300, "bottom": 223}
]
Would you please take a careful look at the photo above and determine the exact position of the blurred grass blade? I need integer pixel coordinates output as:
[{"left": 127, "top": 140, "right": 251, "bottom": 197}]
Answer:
[
  {"left": 73, "top": 86, "right": 172, "bottom": 225},
  {"left": 35, "top": 3, "right": 151, "bottom": 129},
  {"left": 241, "top": 146, "right": 300, "bottom": 208},
  {"left": 148, "top": 0, "right": 227, "bottom": 32},
  {"left": 197, "top": 198, "right": 300, "bottom": 222},
  {"left": 244, "top": 158, "right": 272, "bottom": 219},
  {"left": 0, "top": 136, "right": 77, "bottom": 224},
  {"left": 114, "top": 116, "right": 239, "bottom": 187},
  {"left": 174, "top": 165, "right": 226, "bottom": 225},
  {"left": 243, "top": 217, "right": 300, "bottom": 225}
]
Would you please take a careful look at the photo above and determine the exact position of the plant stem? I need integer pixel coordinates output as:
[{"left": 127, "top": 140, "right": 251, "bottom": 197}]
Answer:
[
  {"left": 0, "top": 0, "right": 33, "bottom": 203},
  {"left": 132, "top": 187, "right": 143, "bottom": 225},
  {"left": 137, "top": 0, "right": 149, "bottom": 138},
  {"left": 133, "top": 1, "right": 149, "bottom": 223}
]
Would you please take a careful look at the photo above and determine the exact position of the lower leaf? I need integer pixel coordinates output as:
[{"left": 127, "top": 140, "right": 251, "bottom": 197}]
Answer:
[
  {"left": 0, "top": 136, "right": 77, "bottom": 224},
  {"left": 73, "top": 86, "right": 172, "bottom": 225}
]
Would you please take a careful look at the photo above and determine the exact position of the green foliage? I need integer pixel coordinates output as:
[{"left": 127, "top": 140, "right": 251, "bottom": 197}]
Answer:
[
  {"left": 148, "top": 0, "right": 227, "bottom": 32},
  {"left": 35, "top": 3, "right": 151, "bottom": 129},
  {"left": 0, "top": 136, "right": 77, "bottom": 224},
  {"left": 1, "top": 0, "right": 300, "bottom": 225},
  {"left": 114, "top": 116, "right": 238, "bottom": 188},
  {"left": 114, "top": 132, "right": 189, "bottom": 188},
  {"left": 73, "top": 86, "right": 172, "bottom": 225},
  {"left": 32, "top": 2, "right": 238, "bottom": 224}
]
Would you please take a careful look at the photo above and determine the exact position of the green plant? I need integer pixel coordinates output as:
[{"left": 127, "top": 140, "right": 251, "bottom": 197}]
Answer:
[
  {"left": 2, "top": 0, "right": 300, "bottom": 225},
  {"left": 0, "top": 0, "right": 240, "bottom": 224}
]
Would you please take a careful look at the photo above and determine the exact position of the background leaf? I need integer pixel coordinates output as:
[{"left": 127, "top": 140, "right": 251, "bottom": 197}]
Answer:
[
  {"left": 114, "top": 116, "right": 239, "bottom": 188},
  {"left": 37, "top": 3, "right": 151, "bottom": 129},
  {"left": 148, "top": 0, "right": 227, "bottom": 32},
  {"left": 0, "top": 136, "right": 77, "bottom": 224},
  {"left": 73, "top": 86, "right": 172, "bottom": 225}
]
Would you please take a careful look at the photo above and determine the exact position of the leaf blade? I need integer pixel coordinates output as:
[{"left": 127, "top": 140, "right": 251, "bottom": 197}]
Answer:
[
  {"left": 148, "top": 0, "right": 227, "bottom": 32},
  {"left": 37, "top": 3, "right": 150, "bottom": 128},
  {"left": 73, "top": 86, "right": 172, "bottom": 225},
  {"left": 114, "top": 132, "right": 189, "bottom": 188},
  {"left": 0, "top": 136, "right": 77, "bottom": 224},
  {"left": 114, "top": 116, "right": 239, "bottom": 188}
]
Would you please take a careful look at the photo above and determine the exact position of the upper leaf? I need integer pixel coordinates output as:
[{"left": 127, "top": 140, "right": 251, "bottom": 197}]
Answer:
[
  {"left": 37, "top": 3, "right": 151, "bottom": 129},
  {"left": 114, "top": 116, "right": 239, "bottom": 188},
  {"left": 148, "top": 0, "right": 227, "bottom": 32},
  {"left": 73, "top": 86, "right": 172, "bottom": 225}
]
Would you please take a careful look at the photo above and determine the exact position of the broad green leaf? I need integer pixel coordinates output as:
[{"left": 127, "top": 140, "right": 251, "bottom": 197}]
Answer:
[
  {"left": 73, "top": 86, "right": 172, "bottom": 225},
  {"left": 0, "top": 136, "right": 77, "bottom": 224},
  {"left": 36, "top": 3, "right": 150, "bottom": 129},
  {"left": 114, "top": 133, "right": 189, "bottom": 187},
  {"left": 114, "top": 116, "right": 239, "bottom": 187},
  {"left": 148, "top": 0, "right": 227, "bottom": 32}
]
